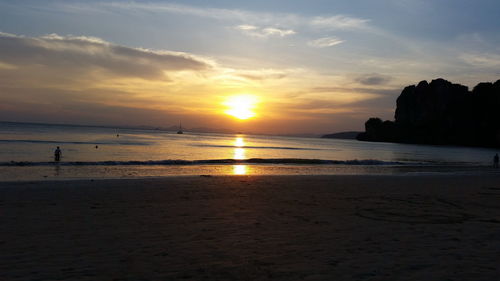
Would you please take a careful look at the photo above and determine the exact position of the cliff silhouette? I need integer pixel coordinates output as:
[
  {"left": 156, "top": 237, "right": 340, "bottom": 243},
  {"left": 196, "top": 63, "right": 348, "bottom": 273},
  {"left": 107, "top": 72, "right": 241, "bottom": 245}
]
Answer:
[{"left": 357, "top": 78, "right": 500, "bottom": 147}]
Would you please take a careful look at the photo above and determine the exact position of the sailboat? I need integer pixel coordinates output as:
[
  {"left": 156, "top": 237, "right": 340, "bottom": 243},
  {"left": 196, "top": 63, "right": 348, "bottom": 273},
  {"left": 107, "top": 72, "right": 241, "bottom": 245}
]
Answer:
[{"left": 177, "top": 122, "right": 183, "bottom": 134}]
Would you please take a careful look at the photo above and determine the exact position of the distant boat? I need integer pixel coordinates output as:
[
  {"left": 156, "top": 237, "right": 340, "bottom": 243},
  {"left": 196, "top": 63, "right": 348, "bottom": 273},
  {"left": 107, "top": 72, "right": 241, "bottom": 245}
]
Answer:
[{"left": 177, "top": 122, "right": 183, "bottom": 134}]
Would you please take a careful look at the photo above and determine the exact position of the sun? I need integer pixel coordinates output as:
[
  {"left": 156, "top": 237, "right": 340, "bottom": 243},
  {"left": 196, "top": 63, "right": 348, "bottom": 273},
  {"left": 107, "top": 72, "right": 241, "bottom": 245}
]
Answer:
[{"left": 224, "top": 94, "right": 258, "bottom": 120}]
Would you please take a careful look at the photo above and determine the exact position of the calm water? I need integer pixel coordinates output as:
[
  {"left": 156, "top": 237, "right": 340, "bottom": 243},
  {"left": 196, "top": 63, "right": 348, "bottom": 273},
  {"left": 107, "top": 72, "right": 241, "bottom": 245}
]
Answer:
[{"left": 0, "top": 121, "right": 498, "bottom": 180}]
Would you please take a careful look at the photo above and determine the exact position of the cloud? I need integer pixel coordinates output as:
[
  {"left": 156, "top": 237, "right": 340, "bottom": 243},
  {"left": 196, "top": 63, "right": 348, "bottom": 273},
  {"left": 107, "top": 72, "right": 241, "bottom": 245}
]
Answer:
[
  {"left": 0, "top": 33, "right": 211, "bottom": 80},
  {"left": 0, "top": 61, "right": 17, "bottom": 70},
  {"left": 98, "top": 2, "right": 297, "bottom": 25},
  {"left": 274, "top": 86, "right": 400, "bottom": 125},
  {"left": 307, "top": 37, "right": 344, "bottom": 48},
  {"left": 234, "top": 69, "right": 288, "bottom": 81},
  {"left": 0, "top": 31, "right": 18, "bottom": 37},
  {"left": 262, "top": 27, "right": 296, "bottom": 37},
  {"left": 355, "top": 73, "right": 392, "bottom": 85},
  {"left": 310, "top": 15, "right": 369, "bottom": 30},
  {"left": 95, "top": 2, "right": 368, "bottom": 31},
  {"left": 311, "top": 86, "right": 399, "bottom": 96},
  {"left": 119, "top": 2, "right": 237, "bottom": 20},
  {"left": 235, "top": 25, "right": 296, "bottom": 38},
  {"left": 237, "top": 24, "right": 258, "bottom": 31},
  {"left": 0, "top": 32, "right": 221, "bottom": 128},
  {"left": 459, "top": 53, "right": 500, "bottom": 68}
]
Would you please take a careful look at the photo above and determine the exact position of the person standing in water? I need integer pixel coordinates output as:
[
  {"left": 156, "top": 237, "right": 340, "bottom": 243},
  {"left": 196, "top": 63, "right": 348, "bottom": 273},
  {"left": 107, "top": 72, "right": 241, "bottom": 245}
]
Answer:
[
  {"left": 54, "top": 146, "right": 62, "bottom": 162},
  {"left": 494, "top": 153, "right": 499, "bottom": 168}
]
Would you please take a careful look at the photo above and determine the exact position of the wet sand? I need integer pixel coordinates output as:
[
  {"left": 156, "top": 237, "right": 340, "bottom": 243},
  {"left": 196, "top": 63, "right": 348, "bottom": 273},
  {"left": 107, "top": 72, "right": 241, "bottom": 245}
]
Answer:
[{"left": 1, "top": 175, "right": 499, "bottom": 280}]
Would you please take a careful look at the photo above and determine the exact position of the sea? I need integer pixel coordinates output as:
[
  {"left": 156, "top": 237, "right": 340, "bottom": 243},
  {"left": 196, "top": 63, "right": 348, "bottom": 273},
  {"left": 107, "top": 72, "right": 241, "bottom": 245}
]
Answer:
[{"left": 1, "top": 121, "right": 499, "bottom": 181}]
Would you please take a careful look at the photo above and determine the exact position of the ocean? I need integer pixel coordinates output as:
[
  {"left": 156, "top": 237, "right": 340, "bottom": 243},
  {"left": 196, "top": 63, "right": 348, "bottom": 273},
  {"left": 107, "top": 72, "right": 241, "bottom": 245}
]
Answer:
[{"left": 0, "top": 121, "right": 498, "bottom": 180}]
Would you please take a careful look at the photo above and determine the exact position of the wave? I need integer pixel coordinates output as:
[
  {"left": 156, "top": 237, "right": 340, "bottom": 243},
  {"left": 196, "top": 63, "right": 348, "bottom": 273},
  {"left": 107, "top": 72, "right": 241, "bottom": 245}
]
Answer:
[
  {"left": 191, "top": 144, "right": 324, "bottom": 150},
  {"left": 0, "top": 158, "right": 409, "bottom": 167},
  {"left": 0, "top": 139, "right": 148, "bottom": 146}
]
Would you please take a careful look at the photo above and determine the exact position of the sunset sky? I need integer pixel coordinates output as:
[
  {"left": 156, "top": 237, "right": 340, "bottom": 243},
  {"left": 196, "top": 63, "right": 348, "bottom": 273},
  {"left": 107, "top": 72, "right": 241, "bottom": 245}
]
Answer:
[{"left": 1, "top": 0, "right": 500, "bottom": 134}]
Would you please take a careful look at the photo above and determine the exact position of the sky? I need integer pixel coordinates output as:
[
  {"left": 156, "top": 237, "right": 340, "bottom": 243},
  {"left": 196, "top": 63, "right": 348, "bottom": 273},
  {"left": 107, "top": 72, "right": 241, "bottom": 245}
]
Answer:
[{"left": 1, "top": 0, "right": 500, "bottom": 134}]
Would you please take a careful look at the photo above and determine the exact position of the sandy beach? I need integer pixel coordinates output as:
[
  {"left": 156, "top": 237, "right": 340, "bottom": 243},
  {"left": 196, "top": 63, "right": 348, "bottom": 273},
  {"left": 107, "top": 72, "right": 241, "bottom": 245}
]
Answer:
[{"left": 1, "top": 175, "right": 499, "bottom": 280}]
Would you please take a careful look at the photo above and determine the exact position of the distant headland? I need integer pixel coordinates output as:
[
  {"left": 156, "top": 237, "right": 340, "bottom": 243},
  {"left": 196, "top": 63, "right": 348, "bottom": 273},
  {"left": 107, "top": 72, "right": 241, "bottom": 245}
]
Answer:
[
  {"left": 321, "top": 131, "right": 361, "bottom": 140},
  {"left": 357, "top": 78, "right": 500, "bottom": 147}
]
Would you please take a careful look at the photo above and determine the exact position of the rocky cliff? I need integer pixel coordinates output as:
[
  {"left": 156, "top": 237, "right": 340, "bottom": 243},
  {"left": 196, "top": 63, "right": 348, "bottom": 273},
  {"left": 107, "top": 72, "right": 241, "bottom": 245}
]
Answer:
[{"left": 357, "top": 78, "right": 500, "bottom": 147}]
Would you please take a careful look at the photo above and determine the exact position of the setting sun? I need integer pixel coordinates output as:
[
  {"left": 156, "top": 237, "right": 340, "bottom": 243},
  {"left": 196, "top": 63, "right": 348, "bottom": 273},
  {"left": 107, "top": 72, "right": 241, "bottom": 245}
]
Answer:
[{"left": 224, "top": 95, "right": 258, "bottom": 120}]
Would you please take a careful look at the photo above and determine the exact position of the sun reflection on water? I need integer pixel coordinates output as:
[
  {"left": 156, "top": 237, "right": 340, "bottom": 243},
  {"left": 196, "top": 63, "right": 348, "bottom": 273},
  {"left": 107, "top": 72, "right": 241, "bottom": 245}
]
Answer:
[
  {"left": 235, "top": 137, "right": 245, "bottom": 147},
  {"left": 234, "top": 148, "right": 245, "bottom": 159},
  {"left": 232, "top": 136, "right": 248, "bottom": 175},
  {"left": 233, "top": 165, "right": 247, "bottom": 175},
  {"left": 233, "top": 136, "right": 246, "bottom": 160}
]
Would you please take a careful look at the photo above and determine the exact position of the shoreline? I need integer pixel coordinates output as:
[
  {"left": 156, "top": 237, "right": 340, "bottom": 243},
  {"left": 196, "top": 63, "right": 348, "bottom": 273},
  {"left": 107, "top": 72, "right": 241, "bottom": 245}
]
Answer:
[
  {"left": 0, "top": 172, "right": 482, "bottom": 185},
  {"left": 1, "top": 172, "right": 500, "bottom": 183},
  {"left": 1, "top": 174, "right": 499, "bottom": 280},
  {"left": 1, "top": 163, "right": 499, "bottom": 182}
]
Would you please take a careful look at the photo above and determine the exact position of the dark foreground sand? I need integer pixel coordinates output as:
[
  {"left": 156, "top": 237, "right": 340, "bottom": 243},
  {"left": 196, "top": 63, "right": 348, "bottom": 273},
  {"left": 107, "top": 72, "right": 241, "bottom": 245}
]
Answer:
[{"left": 1, "top": 175, "right": 499, "bottom": 280}]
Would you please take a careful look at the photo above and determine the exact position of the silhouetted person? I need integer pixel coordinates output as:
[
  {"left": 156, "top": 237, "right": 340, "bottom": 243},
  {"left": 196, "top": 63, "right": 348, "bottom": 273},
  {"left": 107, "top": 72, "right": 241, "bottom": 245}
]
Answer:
[
  {"left": 54, "top": 146, "right": 62, "bottom": 162},
  {"left": 494, "top": 153, "right": 499, "bottom": 168}
]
